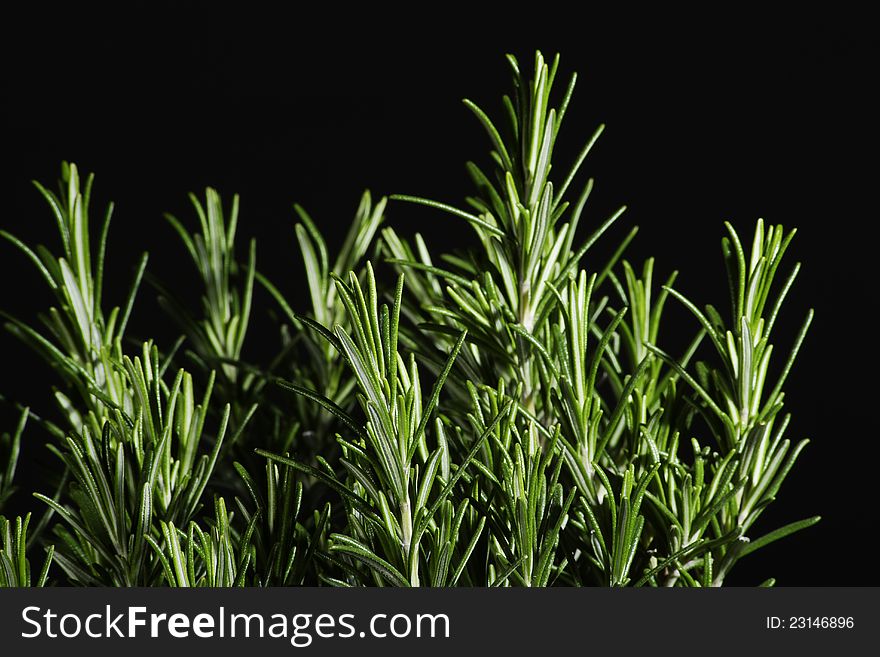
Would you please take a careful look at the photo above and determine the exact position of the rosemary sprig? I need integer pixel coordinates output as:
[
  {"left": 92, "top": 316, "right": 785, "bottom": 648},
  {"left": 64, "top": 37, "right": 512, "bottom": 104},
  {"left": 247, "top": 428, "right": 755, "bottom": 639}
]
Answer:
[{"left": 0, "top": 51, "right": 817, "bottom": 587}]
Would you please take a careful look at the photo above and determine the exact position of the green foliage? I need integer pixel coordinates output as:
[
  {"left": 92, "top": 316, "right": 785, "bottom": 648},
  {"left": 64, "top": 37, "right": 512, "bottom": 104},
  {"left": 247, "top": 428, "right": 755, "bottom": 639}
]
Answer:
[
  {"left": 161, "top": 188, "right": 256, "bottom": 387},
  {"left": 0, "top": 410, "right": 56, "bottom": 588},
  {"left": 0, "top": 513, "right": 54, "bottom": 587},
  {"left": 258, "top": 192, "right": 386, "bottom": 434},
  {"left": 261, "top": 265, "right": 507, "bottom": 587},
  {"left": 0, "top": 51, "right": 817, "bottom": 587},
  {"left": 0, "top": 408, "right": 27, "bottom": 513},
  {"left": 147, "top": 497, "right": 258, "bottom": 587},
  {"left": 36, "top": 344, "right": 237, "bottom": 586},
  {"left": 1, "top": 162, "right": 147, "bottom": 439}
]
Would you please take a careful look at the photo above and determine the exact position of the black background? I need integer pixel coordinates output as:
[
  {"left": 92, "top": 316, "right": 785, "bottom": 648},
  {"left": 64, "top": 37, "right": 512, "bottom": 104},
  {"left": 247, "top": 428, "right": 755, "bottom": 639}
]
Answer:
[{"left": 1, "top": 6, "right": 876, "bottom": 585}]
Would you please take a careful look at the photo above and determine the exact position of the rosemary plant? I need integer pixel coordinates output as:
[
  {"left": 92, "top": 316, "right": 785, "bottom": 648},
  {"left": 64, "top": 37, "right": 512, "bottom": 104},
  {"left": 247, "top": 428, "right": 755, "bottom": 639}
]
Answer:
[
  {"left": 0, "top": 51, "right": 817, "bottom": 587},
  {"left": 0, "top": 408, "right": 27, "bottom": 513}
]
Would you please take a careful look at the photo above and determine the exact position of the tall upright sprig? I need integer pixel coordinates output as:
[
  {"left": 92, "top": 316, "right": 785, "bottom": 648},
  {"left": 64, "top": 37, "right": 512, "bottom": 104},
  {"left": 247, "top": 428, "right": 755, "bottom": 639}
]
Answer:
[
  {"left": 258, "top": 192, "right": 386, "bottom": 427},
  {"left": 1, "top": 163, "right": 148, "bottom": 437},
  {"left": 162, "top": 189, "right": 256, "bottom": 387},
  {"left": 387, "top": 52, "right": 627, "bottom": 417},
  {"left": 645, "top": 220, "right": 817, "bottom": 584}
]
